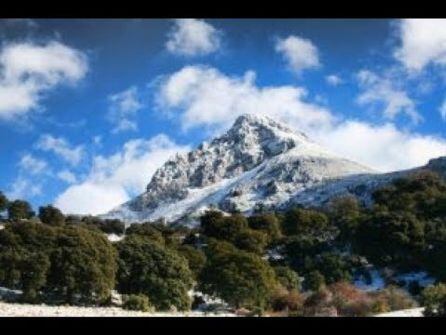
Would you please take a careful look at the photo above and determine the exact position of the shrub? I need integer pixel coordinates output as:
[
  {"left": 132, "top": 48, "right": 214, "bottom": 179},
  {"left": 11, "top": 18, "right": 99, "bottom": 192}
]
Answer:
[
  {"left": 199, "top": 239, "right": 278, "bottom": 310},
  {"left": 116, "top": 235, "right": 194, "bottom": 311},
  {"left": 305, "top": 270, "right": 326, "bottom": 291},
  {"left": 7, "top": 200, "right": 34, "bottom": 221},
  {"left": 0, "top": 222, "right": 117, "bottom": 304},
  {"left": 247, "top": 213, "right": 282, "bottom": 242},
  {"left": 176, "top": 245, "right": 206, "bottom": 280},
  {"left": 274, "top": 266, "right": 301, "bottom": 291},
  {"left": 38, "top": 205, "right": 65, "bottom": 226},
  {"left": 122, "top": 294, "right": 151, "bottom": 312},
  {"left": 270, "top": 287, "right": 304, "bottom": 313},
  {"left": 420, "top": 283, "right": 446, "bottom": 317},
  {"left": 373, "top": 285, "right": 416, "bottom": 311}
]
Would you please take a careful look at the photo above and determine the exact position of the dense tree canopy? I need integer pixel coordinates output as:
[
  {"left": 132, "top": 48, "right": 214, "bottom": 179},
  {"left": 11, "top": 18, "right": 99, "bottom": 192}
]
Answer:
[
  {"left": 0, "top": 222, "right": 117, "bottom": 304},
  {"left": 39, "top": 205, "right": 65, "bottom": 226},
  {"left": 199, "top": 239, "right": 278, "bottom": 309},
  {"left": 7, "top": 200, "right": 34, "bottom": 221},
  {"left": 116, "top": 234, "right": 194, "bottom": 311}
]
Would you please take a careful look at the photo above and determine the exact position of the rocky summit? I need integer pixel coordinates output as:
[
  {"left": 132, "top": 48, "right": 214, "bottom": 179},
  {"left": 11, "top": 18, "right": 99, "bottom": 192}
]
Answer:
[{"left": 103, "top": 113, "right": 443, "bottom": 225}]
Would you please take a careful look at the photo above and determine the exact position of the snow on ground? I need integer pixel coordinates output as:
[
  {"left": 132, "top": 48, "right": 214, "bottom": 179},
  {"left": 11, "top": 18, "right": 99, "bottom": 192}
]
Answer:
[
  {"left": 106, "top": 234, "right": 124, "bottom": 242},
  {"left": 0, "top": 301, "right": 237, "bottom": 317},
  {"left": 374, "top": 307, "right": 424, "bottom": 317}
]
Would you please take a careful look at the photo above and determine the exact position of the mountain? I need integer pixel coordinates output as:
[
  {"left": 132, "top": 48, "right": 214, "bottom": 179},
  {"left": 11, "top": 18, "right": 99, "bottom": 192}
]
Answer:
[{"left": 103, "top": 114, "right": 445, "bottom": 225}]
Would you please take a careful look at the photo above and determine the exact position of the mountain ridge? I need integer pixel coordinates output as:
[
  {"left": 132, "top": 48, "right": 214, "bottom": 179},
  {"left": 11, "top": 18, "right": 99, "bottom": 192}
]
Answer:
[{"left": 103, "top": 114, "right": 443, "bottom": 224}]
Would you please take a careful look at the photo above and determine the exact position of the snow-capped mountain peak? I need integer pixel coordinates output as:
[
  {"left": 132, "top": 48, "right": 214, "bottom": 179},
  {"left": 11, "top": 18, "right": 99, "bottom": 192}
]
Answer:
[{"left": 104, "top": 113, "right": 376, "bottom": 224}]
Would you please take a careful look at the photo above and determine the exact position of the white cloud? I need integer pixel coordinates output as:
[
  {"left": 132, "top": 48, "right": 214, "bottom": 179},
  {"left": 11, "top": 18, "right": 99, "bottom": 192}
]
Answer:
[
  {"left": 166, "top": 19, "right": 221, "bottom": 57},
  {"left": 54, "top": 134, "right": 190, "bottom": 215},
  {"left": 275, "top": 35, "right": 320, "bottom": 75},
  {"left": 0, "top": 41, "right": 88, "bottom": 120},
  {"left": 326, "top": 74, "right": 343, "bottom": 86},
  {"left": 36, "top": 134, "right": 84, "bottom": 166},
  {"left": 157, "top": 65, "right": 446, "bottom": 172},
  {"left": 8, "top": 177, "right": 42, "bottom": 200},
  {"left": 395, "top": 19, "right": 446, "bottom": 72},
  {"left": 57, "top": 170, "right": 77, "bottom": 184},
  {"left": 107, "top": 86, "right": 143, "bottom": 133},
  {"left": 318, "top": 121, "right": 446, "bottom": 172},
  {"left": 157, "top": 65, "right": 334, "bottom": 134},
  {"left": 356, "top": 69, "right": 421, "bottom": 124},
  {"left": 18, "top": 154, "right": 48, "bottom": 175}
]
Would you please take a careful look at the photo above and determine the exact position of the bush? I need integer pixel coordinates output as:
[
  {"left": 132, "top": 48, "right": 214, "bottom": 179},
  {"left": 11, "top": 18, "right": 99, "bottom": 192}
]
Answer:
[
  {"left": 125, "top": 222, "right": 165, "bottom": 245},
  {"left": 420, "top": 283, "right": 446, "bottom": 317},
  {"left": 274, "top": 266, "right": 301, "bottom": 291},
  {"left": 176, "top": 245, "right": 206, "bottom": 280},
  {"left": 234, "top": 229, "right": 268, "bottom": 254},
  {"left": 247, "top": 213, "right": 282, "bottom": 242},
  {"left": 282, "top": 208, "right": 330, "bottom": 237},
  {"left": 122, "top": 294, "right": 151, "bottom": 312},
  {"left": 373, "top": 285, "right": 416, "bottom": 311},
  {"left": 270, "top": 287, "right": 304, "bottom": 313},
  {"left": 7, "top": 200, "right": 34, "bottom": 221},
  {"left": 199, "top": 239, "right": 278, "bottom": 310},
  {"left": 0, "top": 191, "right": 8, "bottom": 213},
  {"left": 116, "top": 235, "right": 194, "bottom": 311},
  {"left": 0, "top": 222, "right": 117, "bottom": 304},
  {"left": 38, "top": 205, "right": 65, "bottom": 226},
  {"left": 305, "top": 270, "right": 326, "bottom": 291}
]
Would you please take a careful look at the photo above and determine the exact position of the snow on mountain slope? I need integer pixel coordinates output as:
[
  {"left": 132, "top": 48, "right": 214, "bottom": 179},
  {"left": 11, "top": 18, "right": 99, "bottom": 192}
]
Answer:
[{"left": 104, "top": 113, "right": 380, "bottom": 224}]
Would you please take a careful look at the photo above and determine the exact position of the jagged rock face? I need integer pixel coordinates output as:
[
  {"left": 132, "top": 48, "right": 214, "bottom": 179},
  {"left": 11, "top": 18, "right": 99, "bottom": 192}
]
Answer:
[
  {"left": 105, "top": 114, "right": 378, "bottom": 224},
  {"left": 104, "top": 113, "right": 446, "bottom": 225},
  {"left": 127, "top": 114, "right": 313, "bottom": 212}
]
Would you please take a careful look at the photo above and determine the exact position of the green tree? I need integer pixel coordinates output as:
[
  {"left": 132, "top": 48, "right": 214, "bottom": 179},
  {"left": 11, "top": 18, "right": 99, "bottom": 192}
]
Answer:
[
  {"left": 199, "top": 239, "right": 278, "bottom": 309},
  {"left": 234, "top": 228, "right": 268, "bottom": 254},
  {"left": 282, "top": 208, "right": 331, "bottom": 237},
  {"left": 38, "top": 205, "right": 65, "bottom": 226},
  {"left": 47, "top": 226, "right": 117, "bottom": 304},
  {"left": 176, "top": 245, "right": 206, "bottom": 280},
  {"left": 274, "top": 266, "right": 301, "bottom": 291},
  {"left": 421, "top": 283, "right": 446, "bottom": 317},
  {"left": 305, "top": 270, "right": 326, "bottom": 291},
  {"left": 0, "top": 191, "right": 8, "bottom": 213},
  {"left": 200, "top": 212, "right": 248, "bottom": 242},
  {"left": 116, "top": 235, "right": 194, "bottom": 311},
  {"left": 248, "top": 213, "right": 282, "bottom": 242},
  {"left": 7, "top": 200, "right": 34, "bottom": 221}
]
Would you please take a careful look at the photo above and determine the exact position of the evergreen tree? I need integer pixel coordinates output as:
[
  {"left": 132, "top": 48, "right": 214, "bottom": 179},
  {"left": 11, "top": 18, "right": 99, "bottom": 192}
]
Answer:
[
  {"left": 199, "top": 239, "right": 278, "bottom": 309},
  {"left": 38, "top": 205, "right": 65, "bottom": 226},
  {"left": 116, "top": 235, "right": 194, "bottom": 311},
  {"left": 7, "top": 200, "right": 34, "bottom": 221}
]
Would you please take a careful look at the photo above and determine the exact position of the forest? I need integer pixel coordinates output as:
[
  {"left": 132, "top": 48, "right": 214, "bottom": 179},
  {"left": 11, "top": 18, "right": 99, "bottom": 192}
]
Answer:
[{"left": 1, "top": 170, "right": 446, "bottom": 316}]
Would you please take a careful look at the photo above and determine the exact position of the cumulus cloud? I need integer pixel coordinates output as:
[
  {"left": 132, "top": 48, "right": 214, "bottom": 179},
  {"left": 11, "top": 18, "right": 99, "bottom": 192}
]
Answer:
[
  {"left": 166, "top": 19, "right": 221, "bottom": 57},
  {"left": 318, "top": 121, "right": 446, "bottom": 172},
  {"left": 0, "top": 41, "right": 88, "bottom": 120},
  {"left": 325, "top": 74, "right": 343, "bottom": 86},
  {"left": 156, "top": 65, "right": 446, "bottom": 172},
  {"left": 157, "top": 65, "right": 334, "bottom": 134},
  {"left": 57, "top": 170, "right": 77, "bottom": 184},
  {"left": 18, "top": 154, "right": 48, "bottom": 175},
  {"left": 356, "top": 69, "right": 421, "bottom": 124},
  {"left": 395, "top": 19, "right": 446, "bottom": 72},
  {"left": 54, "top": 134, "right": 190, "bottom": 215},
  {"left": 275, "top": 35, "right": 320, "bottom": 75},
  {"left": 107, "top": 86, "right": 143, "bottom": 133},
  {"left": 8, "top": 177, "right": 42, "bottom": 200},
  {"left": 36, "top": 134, "right": 84, "bottom": 166}
]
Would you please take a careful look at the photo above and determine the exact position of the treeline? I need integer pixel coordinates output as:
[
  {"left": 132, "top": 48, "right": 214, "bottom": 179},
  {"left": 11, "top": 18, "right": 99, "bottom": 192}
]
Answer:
[{"left": 0, "top": 170, "right": 445, "bottom": 316}]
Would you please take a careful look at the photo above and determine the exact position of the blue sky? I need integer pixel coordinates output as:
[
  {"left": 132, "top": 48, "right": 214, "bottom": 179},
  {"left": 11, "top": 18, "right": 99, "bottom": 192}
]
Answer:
[{"left": 1, "top": 18, "right": 446, "bottom": 215}]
